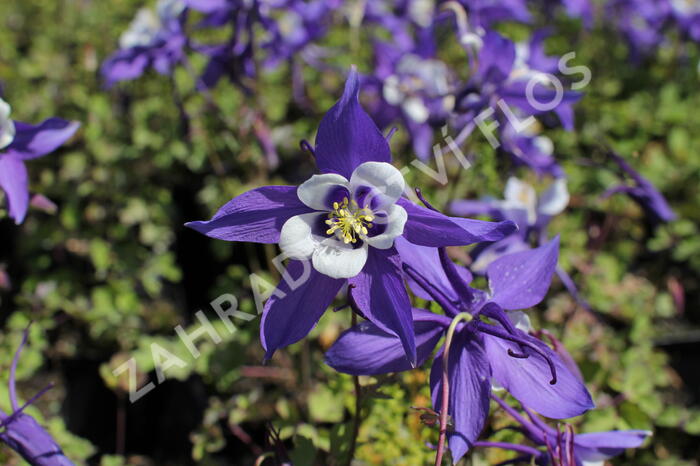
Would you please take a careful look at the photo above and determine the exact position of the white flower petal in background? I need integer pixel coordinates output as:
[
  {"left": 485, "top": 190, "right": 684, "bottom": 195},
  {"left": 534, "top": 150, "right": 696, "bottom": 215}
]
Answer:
[
  {"left": 119, "top": 9, "right": 162, "bottom": 49},
  {"left": 402, "top": 97, "right": 430, "bottom": 124},
  {"left": 0, "top": 98, "right": 16, "bottom": 150},
  {"left": 502, "top": 177, "right": 537, "bottom": 225},
  {"left": 538, "top": 177, "right": 570, "bottom": 217}
]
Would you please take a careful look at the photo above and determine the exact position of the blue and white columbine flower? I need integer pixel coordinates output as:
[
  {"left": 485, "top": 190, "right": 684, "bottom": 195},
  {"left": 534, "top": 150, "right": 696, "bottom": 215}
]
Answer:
[{"left": 188, "top": 68, "right": 516, "bottom": 364}]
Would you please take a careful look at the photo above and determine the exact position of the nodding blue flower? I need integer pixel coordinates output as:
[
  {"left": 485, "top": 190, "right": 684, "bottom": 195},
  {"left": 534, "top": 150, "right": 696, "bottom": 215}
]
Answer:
[
  {"left": 187, "top": 67, "right": 516, "bottom": 364},
  {"left": 603, "top": 151, "right": 676, "bottom": 224},
  {"left": 327, "top": 235, "right": 594, "bottom": 462},
  {"left": 101, "top": 0, "right": 187, "bottom": 86},
  {"left": 0, "top": 98, "right": 80, "bottom": 224},
  {"left": 480, "top": 394, "right": 651, "bottom": 466},
  {"left": 1, "top": 326, "right": 74, "bottom": 465}
]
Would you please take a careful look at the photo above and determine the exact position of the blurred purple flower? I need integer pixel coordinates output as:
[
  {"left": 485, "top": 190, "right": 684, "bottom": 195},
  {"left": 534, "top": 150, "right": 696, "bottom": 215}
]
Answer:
[
  {"left": 187, "top": 68, "right": 515, "bottom": 363},
  {"left": 101, "top": 0, "right": 187, "bottom": 86},
  {"left": 367, "top": 29, "right": 456, "bottom": 160},
  {"left": 0, "top": 326, "right": 74, "bottom": 465},
  {"left": 187, "top": 0, "right": 341, "bottom": 89},
  {"left": 453, "top": 30, "right": 580, "bottom": 165},
  {"left": 0, "top": 98, "right": 80, "bottom": 224}
]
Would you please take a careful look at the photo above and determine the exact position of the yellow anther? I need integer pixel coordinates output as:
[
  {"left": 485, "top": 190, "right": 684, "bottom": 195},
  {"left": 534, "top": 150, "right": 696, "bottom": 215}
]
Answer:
[{"left": 325, "top": 196, "right": 375, "bottom": 244}]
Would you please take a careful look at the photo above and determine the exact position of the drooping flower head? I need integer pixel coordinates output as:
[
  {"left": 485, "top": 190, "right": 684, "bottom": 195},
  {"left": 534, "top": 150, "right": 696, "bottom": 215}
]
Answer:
[
  {"left": 1, "top": 326, "right": 75, "bottom": 465},
  {"left": 187, "top": 67, "right": 515, "bottom": 364},
  {"left": 101, "top": 0, "right": 187, "bottom": 86},
  {"left": 0, "top": 98, "right": 80, "bottom": 224}
]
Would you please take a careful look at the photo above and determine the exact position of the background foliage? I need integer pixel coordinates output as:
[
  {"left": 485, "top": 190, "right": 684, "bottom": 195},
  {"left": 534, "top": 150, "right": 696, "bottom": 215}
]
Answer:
[{"left": 0, "top": 0, "right": 698, "bottom": 464}]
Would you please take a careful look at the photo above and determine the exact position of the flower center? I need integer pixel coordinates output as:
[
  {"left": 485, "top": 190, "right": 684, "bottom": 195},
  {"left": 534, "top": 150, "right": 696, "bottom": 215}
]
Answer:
[{"left": 325, "top": 197, "right": 374, "bottom": 244}]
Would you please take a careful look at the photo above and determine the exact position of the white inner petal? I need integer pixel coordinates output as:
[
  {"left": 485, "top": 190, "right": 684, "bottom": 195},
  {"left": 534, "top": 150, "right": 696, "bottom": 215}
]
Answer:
[
  {"left": 279, "top": 213, "right": 323, "bottom": 260},
  {"left": 157, "top": 0, "right": 185, "bottom": 22},
  {"left": 297, "top": 173, "right": 349, "bottom": 211},
  {"left": 364, "top": 204, "right": 408, "bottom": 249},
  {"left": 402, "top": 97, "right": 430, "bottom": 124},
  {"left": 383, "top": 75, "right": 404, "bottom": 106},
  {"left": 538, "top": 177, "right": 569, "bottom": 217},
  {"left": 503, "top": 177, "right": 537, "bottom": 225},
  {"left": 119, "top": 8, "right": 162, "bottom": 49},
  {"left": 0, "top": 98, "right": 16, "bottom": 150},
  {"left": 349, "top": 161, "right": 406, "bottom": 209},
  {"left": 312, "top": 238, "right": 368, "bottom": 279},
  {"left": 533, "top": 135, "right": 554, "bottom": 156}
]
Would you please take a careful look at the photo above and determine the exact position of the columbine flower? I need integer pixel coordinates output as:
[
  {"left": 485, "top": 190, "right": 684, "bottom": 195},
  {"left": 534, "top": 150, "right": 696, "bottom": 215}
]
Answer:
[
  {"left": 603, "top": 151, "right": 676, "bottom": 224},
  {"left": 327, "top": 238, "right": 594, "bottom": 462},
  {"left": 101, "top": 0, "right": 187, "bottom": 86},
  {"left": 187, "top": 68, "right": 515, "bottom": 363},
  {"left": 450, "top": 176, "right": 569, "bottom": 272},
  {"left": 0, "top": 98, "right": 80, "bottom": 224},
  {"left": 370, "top": 39, "right": 456, "bottom": 161},
  {"left": 481, "top": 394, "right": 651, "bottom": 466},
  {"left": 186, "top": 0, "right": 339, "bottom": 89},
  {"left": 1, "top": 326, "right": 75, "bottom": 465},
  {"left": 454, "top": 30, "right": 579, "bottom": 136}
]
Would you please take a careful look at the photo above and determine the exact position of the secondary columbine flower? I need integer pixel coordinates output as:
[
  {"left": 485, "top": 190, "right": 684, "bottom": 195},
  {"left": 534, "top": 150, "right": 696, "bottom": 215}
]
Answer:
[
  {"left": 1, "top": 326, "right": 74, "bottom": 465},
  {"left": 454, "top": 30, "right": 579, "bottom": 136},
  {"left": 327, "top": 238, "right": 594, "bottom": 462},
  {"left": 101, "top": 0, "right": 187, "bottom": 86},
  {"left": 0, "top": 98, "right": 80, "bottom": 224},
  {"left": 187, "top": 68, "right": 515, "bottom": 363},
  {"left": 480, "top": 395, "right": 650, "bottom": 466},
  {"left": 370, "top": 39, "right": 456, "bottom": 161},
  {"left": 450, "top": 176, "right": 569, "bottom": 272}
]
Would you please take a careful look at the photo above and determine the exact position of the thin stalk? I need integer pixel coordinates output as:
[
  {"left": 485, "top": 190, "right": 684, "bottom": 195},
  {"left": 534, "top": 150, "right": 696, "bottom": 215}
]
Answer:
[
  {"left": 435, "top": 312, "right": 473, "bottom": 466},
  {"left": 345, "top": 311, "right": 362, "bottom": 466}
]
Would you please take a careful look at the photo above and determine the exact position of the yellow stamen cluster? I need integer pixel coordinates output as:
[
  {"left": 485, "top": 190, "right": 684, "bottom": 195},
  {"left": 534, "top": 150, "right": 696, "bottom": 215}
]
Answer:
[{"left": 325, "top": 197, "right": 374, "bottom": 244}]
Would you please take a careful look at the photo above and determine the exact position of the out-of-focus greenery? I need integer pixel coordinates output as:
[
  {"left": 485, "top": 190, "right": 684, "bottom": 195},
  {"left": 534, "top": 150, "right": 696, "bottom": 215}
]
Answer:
[{"left": 0, "top": 1, "right": 698, "bottom": 465}]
